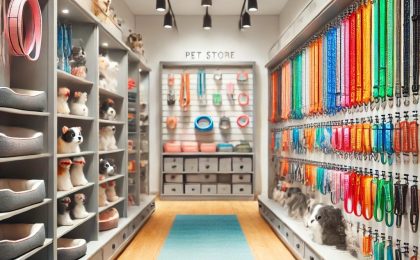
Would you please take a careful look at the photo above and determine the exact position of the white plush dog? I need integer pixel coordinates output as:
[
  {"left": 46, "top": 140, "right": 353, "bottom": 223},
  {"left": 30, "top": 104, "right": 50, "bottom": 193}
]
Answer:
[
  {"left": 58, "top": 197, "right": 73, "bottom": 226},
  {"left": 70, "top": 156, "right": 88, "bottom": 186},
  {"left": 72, "top": 193, "right": 89, "bottom": 219},
  {"left": 99, "top": 125, "right": 118, "bottom": 151},
  {"left": 70, "top": 91, "right": 89, "bottom": 117},
  {"left": 106, "top": 181, "right": 119, "bottom": 202},
  {"left": 57, "top": 126, "right": 83, "bottom": 154},
  {"left": 98, "top": 55, "right": 118, "bottom": 92},
  {"left": 57, "top": 87, "right": 70, "bottom": 114},
  {"left": 100, "top": 98, "right": 117, "bottom": 120},
  {"left": 57, "top": 158, "right": 74, "bottom": 191}
]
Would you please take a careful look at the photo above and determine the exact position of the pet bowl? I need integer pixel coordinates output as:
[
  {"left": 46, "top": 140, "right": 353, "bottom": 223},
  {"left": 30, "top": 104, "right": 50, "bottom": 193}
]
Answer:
[
  {"left": 181, "top": 142, "right": 199, "bottom": 152},
  {"left": 99, "top": 208, "right": 119, "bottom": 231},
  {"left": 0, "top": 223, "right": 46, "bottom": 260},
  {"left": 200, "top": 143, "right": 217, "bottom": 153},
  {"left": 163, "top": 142, "right": 181, "bottom": 153},
  {"left": 217, "top": 143, "right": 234, "bottom": 152},
  {"left": 0, "top": 179, "right": 46, "bottom": 212},
  {"left": 0, "top": 126, "right": 43, "bottom": 157},
  {"left": 0, "top": 87, "right": 46, "bottom": 112},
  {"left": 57, "top": 238, "right": 87, "bottom": 260}
]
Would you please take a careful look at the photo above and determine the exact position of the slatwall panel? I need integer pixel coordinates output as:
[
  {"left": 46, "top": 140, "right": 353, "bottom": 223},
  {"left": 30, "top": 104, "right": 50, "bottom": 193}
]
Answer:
[{"left": 161, "top": 69, "right": 254, "bottom": 146}]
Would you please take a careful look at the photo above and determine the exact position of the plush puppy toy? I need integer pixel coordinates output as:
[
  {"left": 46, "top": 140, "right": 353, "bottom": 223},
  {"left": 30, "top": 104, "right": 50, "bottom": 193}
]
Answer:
[
  {"left": 286, "top": 190, "right": 310, "bottom": 219},
  {"left": 99, "top": 180, "right": 109, "bottom": 207},
  {"left": 100, "top": 98, "right": 116, "bottom": 120},
  {"left": 57, "top": 158, "right": 74, "bottom": 191},
  {"left": 106, "top": 181, "right": 119, "bottom": 202},
  {"left": 306, "top": 205, "right": 347, "bottom": 250},
  {"left": 70, "top": 156, "right": 88, "bottom": 186},
  {"left": 99, "top": 125, "right": 118, "bottom": 151},
  {"left": 58, "top": 126, "right": 83, "bottom": 154},
  {"left": 99, "top": 158, "right": 115, "bottom": 178},
  {"left": 93, "top": 0, "right": 112, "bottom": 21},
  {"left": 57, "top": 197, "right": 73, "bottom": 226},
  {"left": 70, "top": 91, "right": 89, "bottom": 117},
  {"left": 57, "top": 87, "right": 71, "bottom": 114},
  {"left": 72, "top": 193, "right": 90, "bottom": 219}
]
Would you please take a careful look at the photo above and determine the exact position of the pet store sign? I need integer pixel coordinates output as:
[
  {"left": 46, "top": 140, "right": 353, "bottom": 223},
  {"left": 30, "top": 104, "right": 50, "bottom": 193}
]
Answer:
[{"left": 185, "top": 51, "right": 235, "bottom": 61}]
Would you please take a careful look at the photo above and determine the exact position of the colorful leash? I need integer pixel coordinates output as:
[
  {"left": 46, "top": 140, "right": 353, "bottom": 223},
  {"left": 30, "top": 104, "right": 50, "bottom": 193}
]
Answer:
[
  {"left": 410, "top": 112, "right": 419, "bottom": 164},
  {"left": 410, "top": 176, "right": 419, "bottom": 232},
  {"left": 385, "top": 0, "right": 394, "bottom": 108},
  {"left": 362, "top": 1, "right": 372, "bottom": 108},
  {"left": 394, "top": 113, "right": 402, "bottom": 163},
  {"left": 412, "top": 0, "right": 420, "bottom": 104},
  {"left": 402, "top": 0, "right": 411, "bottom": 106},
  {"left": 394, "top": 173, "right": 409, "bottom": 228},
  {"left": 395, "top": 0, "right": 402, "bottom": 107}
]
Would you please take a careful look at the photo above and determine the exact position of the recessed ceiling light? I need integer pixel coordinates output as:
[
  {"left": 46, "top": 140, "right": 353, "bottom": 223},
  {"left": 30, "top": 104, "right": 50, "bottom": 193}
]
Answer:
[
  {"left": 102, "top": 42, "right": 109, "bottom": 47},
  {"left": 62, "top": 9, "right": 69, "bottom": 14}
]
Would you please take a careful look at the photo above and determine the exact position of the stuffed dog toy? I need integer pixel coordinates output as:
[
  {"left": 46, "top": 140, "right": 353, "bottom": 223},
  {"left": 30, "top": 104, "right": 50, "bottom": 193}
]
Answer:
[
  {"left": 98, "top": 55, "right": 118, "bottom": 92},
  {"left": 70, "top": 92, "right": 89, "bottom": 117},
  {"left": 58, "top": 126, "right": 83, "bottom": 154},
  {"left": 106, "top": 181, "right": 119, "bottom": 202},
  {"left": 57, "top": 87, "right": 70, "bottom": 114},
  {"left": 99, "top": 125, "right": 118, "bottom": 151},
  {"left": 57, "top": 158, "right": 74, "bottom": 191},
  {"left": 70, "top": 156, "right": 88, "bottom": 186},
  {"left": 99, "top": 158, "right": 116, "bottom": 177},
  {"left": 69, "top": 47, "right": 87, "bottom": 78},
  {"left": 72, "top": 193, "right": 89, "bottom": 219},
  {"left": 127, "top": 32, "right": 144, "bottom": 55},
  {"left": 99, "top": 180, "right": 109, "bottom": 207},
  {"left": 100, "top": 98, "right": 116, "bottom": 120},
  {"left": 58, "top": 197, "right": 73, "bottom": 226},
  {"left": 93, "top": 0, "right": 112, "bottom": 21}
]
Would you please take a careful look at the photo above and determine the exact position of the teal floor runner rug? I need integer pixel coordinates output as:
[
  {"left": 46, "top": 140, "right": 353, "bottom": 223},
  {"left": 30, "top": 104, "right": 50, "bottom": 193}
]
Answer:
[{"left": 159, "top": 215, "right": 254, "bottom": 260}]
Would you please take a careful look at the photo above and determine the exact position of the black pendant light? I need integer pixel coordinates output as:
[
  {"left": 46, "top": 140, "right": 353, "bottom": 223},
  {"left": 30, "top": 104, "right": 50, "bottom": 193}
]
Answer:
[
  {"left": 164, "top": 11, "right": 173, "bottom": 29},
  {"left": 201, "top": 0, "right": 212, "bottom": 7},
  {"left": 156, "top": 0, "right": 166, "bottom": 12},
  {"left": 203, "top": 7, "right": 212, "bottom": 30},
  {"left": 247, "top": 0, "right": 258, "bottom": 12},
  {"left": 241, "top": 11, "right": 251, "bottom": 28}
]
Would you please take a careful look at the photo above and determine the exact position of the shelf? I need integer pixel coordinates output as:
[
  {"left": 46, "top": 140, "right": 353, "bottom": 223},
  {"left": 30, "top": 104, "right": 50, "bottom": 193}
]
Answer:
[
  {"left": 0, "top": 199, "right": 52, "bottom": 221},
  {"left": 15, "top": 238, "right": 53, "bottom": 260},
  {"left": 162, "top": 171, "right": 253, "bottom": 174},
  {"left": 258, "top": 196, "right": 355, "bottom": 260},
  {"left": 99, "top": 174, "right": 124, "bottom": 184},
  {"left": 99, "top": 119, "right": 125, "bottom": 125},
  {"left": 160, "top": 194, "right": 254, "bottom": 201},
  {"left": 162, "top": 152, "right": 254, "bottom": 156},
  {"left": 57, "top": 151, "right": 95, "bottom": 158},
  {"left": 0, "top": 107, "right": 50, "bottom": 117},
  {"left": 58, "top": 114, "right": 95, "bottom": 121},
  {"left": 57, "top": 183, "right": 95, "bottom": 199},
  {"left": 98, "top": 149, "right": 125, "bottom": 155},
  {"left": 0, "top": 153, "right": 51, "bottom": 163},
  {"left": 99, "top": 87, "right": 124, "bottom": 99},
  {"left": 98, "top": 197, "right": 125, "bottom": 213},
  {"left": 57, "top": 70, "right": 94, "bottom": 86},
  {"left": 57, "top": 212, "right": 96, "bottom": 238}
]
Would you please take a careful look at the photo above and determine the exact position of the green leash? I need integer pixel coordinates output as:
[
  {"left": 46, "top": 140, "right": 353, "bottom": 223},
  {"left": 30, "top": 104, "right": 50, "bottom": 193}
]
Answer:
[
  {"left": 378, "top": 0, "right": 387, "bottom": 102},
  {"left": 372, "top": 0, "right": 380, "bottom": 104},
  {"left": 386, "top": 0, "right": 394, "bottom": 106}
]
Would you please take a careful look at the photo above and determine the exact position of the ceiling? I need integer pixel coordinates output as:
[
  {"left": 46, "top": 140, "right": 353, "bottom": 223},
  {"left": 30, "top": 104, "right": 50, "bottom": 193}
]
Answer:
[{"left": 123, "top": 0, "right": 289, "bottom": 16}]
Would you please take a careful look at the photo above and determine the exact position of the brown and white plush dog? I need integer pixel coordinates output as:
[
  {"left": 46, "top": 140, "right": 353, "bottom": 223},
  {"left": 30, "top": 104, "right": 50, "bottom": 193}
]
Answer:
[
  {"left": 57, "top": 87, "right": 70, "bottom": 114},
  {"left": 100, "top": 98, "right": 116, "bottom": 120},
  {"left": 57, "top": 126, "right": 83, "bottom": 154},
  {"left": 58, "top": 197, "right": 73, "bottom": 226},
  {"left": 99, "top": 125, "right": 118, "bottom": 151},
  {"left": 126, "top": 32, "right": 144, "bottom": 55},
  {"left": 57, "top": 158, "right": 74, "bottom": 191},
  {"left": 70, "top": 156, "right": 88, "bottom": 186},
  {"left": 70, "top": 91, "right": 89, "bottom": 117},
  {"left": 72, "top": 193, "right": 89, "bottom": 219},
  {"left": 93, "top": 0, "right": 112, "bottom": 21},
  {"left": 106, "top": 181, "right": 119, "bottom": 202}
]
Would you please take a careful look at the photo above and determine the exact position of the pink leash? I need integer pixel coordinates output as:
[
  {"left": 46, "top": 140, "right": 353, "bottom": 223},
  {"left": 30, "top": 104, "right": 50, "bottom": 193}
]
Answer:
[{"left": 5, "top": 0, "right": 42, "bottom": 61}]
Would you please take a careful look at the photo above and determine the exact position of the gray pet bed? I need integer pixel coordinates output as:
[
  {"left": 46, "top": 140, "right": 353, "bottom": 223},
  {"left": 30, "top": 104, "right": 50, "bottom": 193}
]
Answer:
[
  {"left": 0, "top": 126, "right": 43, "bottom": 157},
  {"left": 0, "top": 87, "right": 46, "bottom": 112},
  {"left": 57, "top": 238, "right": 87, "bottom": 260},
  {"left": 0, "top": 223, "right": 45, "bottom": 260},
  {"left": 0, "top": 179, "right": 46, "bottom": 212}
]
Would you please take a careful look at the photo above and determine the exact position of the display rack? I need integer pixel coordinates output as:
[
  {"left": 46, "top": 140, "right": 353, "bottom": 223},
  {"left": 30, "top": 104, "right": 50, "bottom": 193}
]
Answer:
[
  {"left": 139, "top": 71, "right": 150, "bottom": 195},
  {"left": 0, "top": 0, "right": 155, "bottom": 259},
  {"left": 263, "top": 0, "right": 419, "bottom": 259},
  {"left": 159, "top": 62, "right": 256, "bottom": 200}
]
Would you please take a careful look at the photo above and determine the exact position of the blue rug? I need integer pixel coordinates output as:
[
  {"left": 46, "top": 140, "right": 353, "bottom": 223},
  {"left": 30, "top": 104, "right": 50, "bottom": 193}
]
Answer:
[{"left": 159, "top": 215, "right": 254, "bottom": 260}]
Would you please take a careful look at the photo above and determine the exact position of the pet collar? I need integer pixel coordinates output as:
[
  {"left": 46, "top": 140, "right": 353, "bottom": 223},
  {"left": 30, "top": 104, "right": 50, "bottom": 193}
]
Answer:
[
  {"left": 213, "top": 92, "right": 222, "bottom": 106},
  {"left": 213, "top": 71, "right": 222, "bottom": 81},
  {"left": 237, "top": 72, "right": 248, "bottom": 82},
  {"left": 237, "top": 114, "right": 250, "bottom": 128},
  {"left": 226, "top": 83, "right": 235, "bottom": 100},
  {"left": 197, "top": 70, "right": 206, "bottom": 102},
  {"left": 179, "top": 72, "right": 190, "bottom": 111},
  {"left": 6, "top": 0, "right": 42, "bottom": 61},
  {"left": 167, "top": 92, "right": 176, "bottom": 106},
  {"left": 194, "top": 115, "right": 213, "bottom": 131},
  {"left": 238, "top": 92, "right": 249, "bottom": 106},
  {"left": 128, "top": 78, "right": 136, "bottom": 89},
  {"left": 168, "top": 74, "right": 175, "bottom": 87},
  {"left": 166, "top": 116, "right": 177, "bottom": 129},
  {"left": 219, "top": 116, "right": 231, "bottom": 130}
]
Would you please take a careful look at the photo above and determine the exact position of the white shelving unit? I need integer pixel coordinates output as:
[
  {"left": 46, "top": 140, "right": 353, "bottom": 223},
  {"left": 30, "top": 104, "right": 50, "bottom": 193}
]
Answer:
[{"left": 0, "top": 0, "right": 155, "bottom": 259}]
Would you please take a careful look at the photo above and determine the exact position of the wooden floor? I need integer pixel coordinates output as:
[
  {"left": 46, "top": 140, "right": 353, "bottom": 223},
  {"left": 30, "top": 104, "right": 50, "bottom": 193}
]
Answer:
[{"left": 118, "top": 199, "right": 295, "bottom": 260}]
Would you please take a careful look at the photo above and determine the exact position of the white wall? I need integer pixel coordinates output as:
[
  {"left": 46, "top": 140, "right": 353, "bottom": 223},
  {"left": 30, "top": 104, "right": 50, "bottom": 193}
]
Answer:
[
  {"left": 135, "top": 15, "right": 279, "bottom": 195},
  {"left": 111, "top": 0, "right": 136, "bottom": 36}
]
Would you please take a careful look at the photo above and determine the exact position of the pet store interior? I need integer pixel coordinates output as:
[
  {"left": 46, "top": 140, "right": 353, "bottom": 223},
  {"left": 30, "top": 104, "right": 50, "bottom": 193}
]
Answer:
[{"left": 0, "top": 0, "right": 418, "bottom": 259}]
